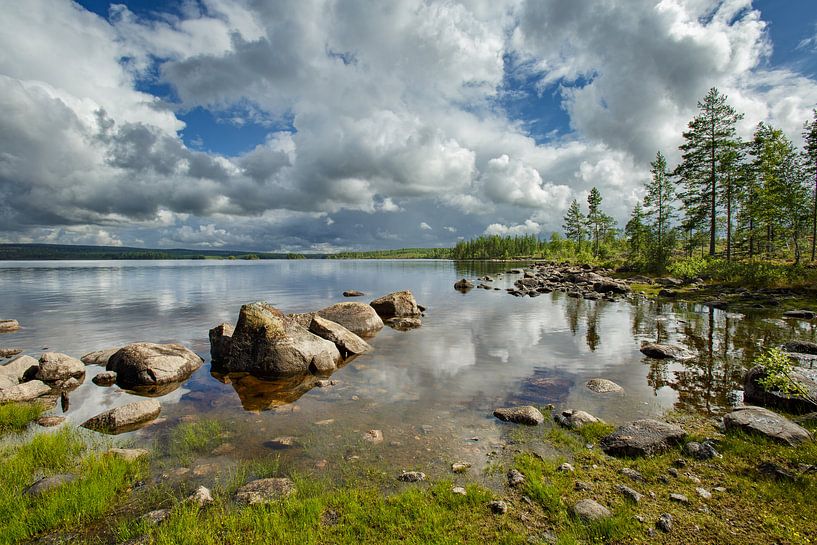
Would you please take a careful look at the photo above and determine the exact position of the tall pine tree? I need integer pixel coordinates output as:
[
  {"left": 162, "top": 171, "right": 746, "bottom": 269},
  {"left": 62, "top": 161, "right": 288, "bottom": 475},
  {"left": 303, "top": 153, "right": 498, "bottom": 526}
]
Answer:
[
  {"left": 676, "top": 87, "right": 744, "bottom": 257},
  {"left": 562, "top": 199, "right": 586, "bottom": 247},
  {"left": 803, "top": 109, "right": 817, "bottom": 262}
]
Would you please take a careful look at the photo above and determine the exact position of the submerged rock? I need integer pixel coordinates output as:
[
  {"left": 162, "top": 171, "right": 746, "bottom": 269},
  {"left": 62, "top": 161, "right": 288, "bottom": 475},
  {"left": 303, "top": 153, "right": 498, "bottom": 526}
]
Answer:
[
  {"left": 92, "top": 371, "right": 118, "bottom": 386},
  {"left": 309, "top": 316, "right": 372, "bottom": 358},
  {"left": 225, "top": 302, "right": 341, "bottom": 376},
  {"left": 723, "top": 406, "right": 812, "bottom": 446},
  {"left": 107, "top": 343, "right": 203, "bottom": 390},
  {"left": 235, "top": 478, "right": 297, "bottom": 505},
  {"left": 343, "top": 290, "right": 365, "bottom": 297},
  {"left": 639, "top": 343, "right": 692, "bottom": 360},
  {"left": 0, "top": 348, "right": 22, "bottom": 359},
  {"left": 493, "top": 406, "right": 545, "bottom": 426},
  {"left": 555, "top": 409, "right": 603, "bottom": 429},
  {"left": 369, "top": 291, "right": 422, "bottom": 318},
  {"left": 585, "top": 378, "right": 623, "bottom": 393},
  {"left": 209, "top": 323, "right": 234, "bottom": 364},
  {"left": 743, "top": 366, "right": 817, "bottom": 414},
  {"left": 36, "top": 352, "right": 85, "bottom": 383},
  {"left": 0, "top": 319, "right": 20, "bottom": 332},
  {"left": 81, "top": 399, "right": 161, "bottom": 434},
  {"left": 316, "top": 302, "right": 384, "bottom": 337},
  {"left": 600, "top": 419, "right": 686, "bottom": 457},
  {"left": 384, "top": 317, "right": 423, "bottom": 331},
  {"left": 454, "top": 278, "right": 474, "bottom": 291}
]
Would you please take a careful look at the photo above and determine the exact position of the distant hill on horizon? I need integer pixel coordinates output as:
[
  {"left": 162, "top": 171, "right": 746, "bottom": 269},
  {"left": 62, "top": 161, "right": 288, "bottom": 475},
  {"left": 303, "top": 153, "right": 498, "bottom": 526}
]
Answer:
[{"left": 0, "top": 243, "right": 312, "bottom": 260}]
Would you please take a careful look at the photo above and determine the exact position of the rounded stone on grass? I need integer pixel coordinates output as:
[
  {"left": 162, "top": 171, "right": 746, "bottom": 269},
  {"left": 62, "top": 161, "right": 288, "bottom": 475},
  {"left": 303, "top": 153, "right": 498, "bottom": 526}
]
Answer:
[{"left": 572, "top": 499, "right": 611, "bottom": 521}]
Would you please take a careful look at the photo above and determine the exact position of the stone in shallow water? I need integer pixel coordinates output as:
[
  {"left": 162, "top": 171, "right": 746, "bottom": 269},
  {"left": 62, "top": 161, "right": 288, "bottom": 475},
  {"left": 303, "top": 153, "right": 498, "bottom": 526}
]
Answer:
[
  {"left": 555, "top": 409, "right": 603, "bottom": 429},
  {"left": 369, "top": 291, "right": 422, "bottom": 318},
  {"left": 585, "top": 378, "right": 623, "bottom": 393},
  {"left": 723, "top": 406, "right": 812, "bottom": 446},
  {"left": 743, "top": 366, "right": 817, "bottom": 415},
  {"left": 107, "top": 343, "right": 203, "bottom": 389},
  {"left": 81, "top": 399, "right": 161, "bottom": 434},
  {"left": 316, "top": 302, "right": 384, "bottom": 337},
  {"left": 343, "top": 290, "right": 364, "bottom": 297},
  {"left": 0, "top": 348, "right": 22, "bottom": 358},
  {"left": 309, "top": 315, "right": 372, "bottom": 358},
  {"left": 0, "top": 380, "right": 50, "bottom": 403},
  {"left": 234, "top": 478, "right": 296, "bottom": 505},
  {"left": 36, "top": 352, "right": 85, "bottom": 382},
  {"left": 493, "top": 406, "right": 544, "bottom": 426},
  {"left": 0, "top": 319, "right": 20, "bottom": 332},
  {"left": 639, "top": 343, "right": 692, "bottom": 360},
  {"left": 81, "top": 347, "right": 120, "bottom": 365},
  {"left": 600, "top": 419, "right": 686, "bottom": 457},
  {"left": 36, "top": 416, "right": 65, "bottom": 427},
  {"left": 92, "top": 371, "right": 117, "bottom": 386}
]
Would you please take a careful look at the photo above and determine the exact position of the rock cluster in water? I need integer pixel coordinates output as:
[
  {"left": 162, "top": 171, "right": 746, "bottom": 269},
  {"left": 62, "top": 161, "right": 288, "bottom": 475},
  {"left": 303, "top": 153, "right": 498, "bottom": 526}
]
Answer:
[{"left": 492, "top": 263, "right": 631, "bottom": 300}]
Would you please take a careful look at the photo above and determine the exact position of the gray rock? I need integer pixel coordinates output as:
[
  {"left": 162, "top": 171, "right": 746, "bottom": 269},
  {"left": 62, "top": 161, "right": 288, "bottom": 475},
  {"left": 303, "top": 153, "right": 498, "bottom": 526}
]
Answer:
[
  {"left": 107, "top": 343, "right": 203, "bottom": 389},
  {"left": 555, "top": 409, "right": 603, "bottom": 429},
  {"left": 507, "top": 469, "right": 525, "bottom": 487},
  {"left": 639, "top": 343, "right": 692, "bottom": 360},
  {"left": 0, "top": 348, "right": 22, "bottom": 358},
  {"left": 208, "top": 323, "right": 233, "bottom": 364},
  {"left": 343, "top": 290, "right": 365, "bottom": 297},
  {"left": 92, "top": 371, "right": 117, "bottom": 386},
  {"left": 574, "top": 481, "right": 592, "bottom": 491},
  {"left": 309, "top": 316, "right": 373, "bottom": 358},
  {"left": 397, "top": 471, "right": 426, "bottom": 482},
  {"left": 0, "top": 380, "right": 50, "bottom": 403},
  {"left": 621, "top": 467, "right": 644, "bottom": 481},
  {"left": 316, "top": 302, "right": 385, "bottom": 337},
  {"left": 81, "top": 399, "right": 161, "bottom": 434},
  {"left": 683, "top": 441, "right": 719, "bottom": 460},
  {"left": 80, "top": 347, "right": 120, "bottom": 365},
  {"left": 234, "top": 478, "right": 296, "bottom": 505},
  {"left": 572, "top": 499, "right": 611, "bottom": 521},
  {"left": 600, "top": 419, "right": 687, "bottom": 457},
  {"left": 225, "top": 302, "right": 341, "bottom": 376},
  {"left": 452, "top": 486, "right": 467, "bottom": 496},
  {"left": 493, "top": 406, "right": 545, "bottom": 426},
  {"left": 669, "top": 493, "right": 688, "bottom": 503},
  {"left": 36, "top": 352, "right": 85, "bottom": 382},
  {"left": 454, "top": 278, "right": 474, "bottom": 291},
  {"left": 782, "top": 341, "right": 817, "bottom": 355},
  {"left": 695, "top": 487, "right": 712, "bottom": 500},
  {"left": 783, "top": 310, "right": 816, "bottom": 320},
  {"left": 722, "top": 406, "right": 812, "bottom": 446},
  {"left": 617, "top": 485, "right": 643, "bottom": 503},
  {"left": 142, "top": 509, "right": 171, "bottom": 525},
  {"left": 384, "top": 317, "right": 423, "bottom": 331},
  {"left": 25, "top": 474, "right": 76, "bottom": 496},
  {"left": 0, "top": 354, "right": 39, "bottom": 383},
  {"left": 0, "top": 319, "right": 20, "bottom": 332},
  {"left": 593, "top": 279, "right": 629, "bottom": 294},
  {"left": 108, "top": 448, "right": 150, "bottom": 462},
  {"left": 656, "top": 513, "right": 673, "bottom": 533},
  {"left": 362, "top": 429, "right": 383, "bottom": 443},
  {"left": 369, "top": 291, "right": 422, "bottom": 318},
  {"left": 585, "top": 378, "right": 623, "bottom": 393},
  {"left": 744, "top": 365, "right": 817, "bottom": 414},
  {"left": 36, "top": 416, "right": 65, "bottom": 427},
  {"left": 488, "top": 500, "right": 508, "bottom": 514},
  {"left": 451, "top": 462, "right": 471, "bottom": 473},
  {"left": 187, "top": 486, "right": 214, "bottom": 507}
]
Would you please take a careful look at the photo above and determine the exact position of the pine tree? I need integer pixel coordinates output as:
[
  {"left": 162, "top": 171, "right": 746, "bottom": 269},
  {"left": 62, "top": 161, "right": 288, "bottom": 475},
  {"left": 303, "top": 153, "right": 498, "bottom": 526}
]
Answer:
[
  {"left": 717, "top": 144, "right": 743, "bottom": 260},
  {"left": 586, "top": 187, "right": 605, "bottom": 257},
  {"left": 625, "top": 201, "right": 648, "bottom": 259},
  {"left": 676, "top": 87, "right": 744, "bottom": 256},
  {"left": 644, "top": 151, "right": 676, "bottom": 250},
  {"left": 562, "top": 199, "right": 586, "bottom": 247},
  {"left": 803, "top": 109, "right": 817, "bottom": 262}
]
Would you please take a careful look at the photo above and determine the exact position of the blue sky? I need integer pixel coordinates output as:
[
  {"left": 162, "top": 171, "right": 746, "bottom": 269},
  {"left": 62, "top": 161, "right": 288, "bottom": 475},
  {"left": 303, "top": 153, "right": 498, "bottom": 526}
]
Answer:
[{"left": 1, "top": 0, "right": 816, "bottom": 251}]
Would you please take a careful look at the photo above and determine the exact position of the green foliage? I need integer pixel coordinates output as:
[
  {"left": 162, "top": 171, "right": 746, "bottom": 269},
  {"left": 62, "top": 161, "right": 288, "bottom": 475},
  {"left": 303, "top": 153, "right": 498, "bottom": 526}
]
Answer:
[
  {"left": 167, "top": 420, "right": 224, "bottom": 465},
  {"left": 755, "top": 347, "right": 811, "bottom": 399},
  {"left": 329, "top": 247, "right": 451, "bottom": 259},
  {"left": 0, "top": 403, "right": 46, "bottom": 434},
  {"left": 562, "top": 199, "right": 586, "bottom": 246}
]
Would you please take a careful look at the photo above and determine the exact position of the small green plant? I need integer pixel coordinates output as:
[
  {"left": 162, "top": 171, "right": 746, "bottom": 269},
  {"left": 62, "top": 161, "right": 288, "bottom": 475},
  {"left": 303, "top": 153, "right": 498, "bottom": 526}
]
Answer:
[
  {"left": 755, "top": 347, "right": 812, "bottom": 400},
  {"left": 0, "top": 402, "right": 46, "bottom": 434}
]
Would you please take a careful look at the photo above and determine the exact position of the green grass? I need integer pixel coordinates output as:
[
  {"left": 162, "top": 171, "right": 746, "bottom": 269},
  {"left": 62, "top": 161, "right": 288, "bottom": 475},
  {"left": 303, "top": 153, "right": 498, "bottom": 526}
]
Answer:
[
  {"left": 0, "top": 428, "right": 145, "bottom": 544},
  {"left": 166, "top": 419, "right": 224, "bottom": 465},
  {"left": 0, "top": 402, "right": 46, "bottom": 434}
]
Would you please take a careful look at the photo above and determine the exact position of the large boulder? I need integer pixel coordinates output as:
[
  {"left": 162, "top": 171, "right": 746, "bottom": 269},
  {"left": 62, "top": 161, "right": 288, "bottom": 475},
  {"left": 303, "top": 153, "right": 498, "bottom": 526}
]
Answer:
[
  {"left": 227, "top": 302, "right": 341, "bottom": 377},
  {"left": 81, "top": 399, "right": 161, "bottom": 434},
  {"left": 0, "top": 380, "right": 51, "bottom": 403},
  {"left": 0, "top": 355, "right": 39, "bottom": 383},
  {"left": 600, "top": 419, "right": 687, "bottom": 457},
  {"left": 743, "top": 365, "right": 817, "bottom": 414},
  {"left": 36, "top": 353, "right": 85, "bottom": 383},
  {"left": 369, "top": 291, "right": 422, "bottom": 318},
  {"left": 315, "top": 302, "right": 384, "bottom": 337},
  {"left": 723, "top": 406, "right": 812, "bottom": 446},
  {"left": 308, "top": 316, "right": 372, "bottom": 358},
  {"left": 107, "top": 343, "right": 203, "bottom": 390},
  {"left": 209, "top": 323, "right": 233, "bottom": 363}
]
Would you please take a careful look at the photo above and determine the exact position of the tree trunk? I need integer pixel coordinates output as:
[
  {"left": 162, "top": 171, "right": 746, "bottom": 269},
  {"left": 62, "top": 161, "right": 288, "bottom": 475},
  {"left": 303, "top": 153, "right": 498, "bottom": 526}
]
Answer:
[
  {"left": 709, "top": 119, "right": 717, "bottom": 257},
  {"left": 812, "top": 167, "right": 816, "bottom": 261},
  {"left": 726, "top": 174, "right": 732, "bottom": 261}
]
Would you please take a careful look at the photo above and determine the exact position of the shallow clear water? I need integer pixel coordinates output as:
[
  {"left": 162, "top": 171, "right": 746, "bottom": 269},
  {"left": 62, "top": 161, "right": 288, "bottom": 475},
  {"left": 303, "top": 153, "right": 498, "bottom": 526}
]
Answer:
[{"left": 1, "top": 259, "right": 815, "bottom": 484}]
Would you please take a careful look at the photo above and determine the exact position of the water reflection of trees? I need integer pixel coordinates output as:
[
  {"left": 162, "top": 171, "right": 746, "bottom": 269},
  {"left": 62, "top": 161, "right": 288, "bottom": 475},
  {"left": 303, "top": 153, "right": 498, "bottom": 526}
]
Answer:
[{"left": 561, "top": 295, "right": 604, "bottom": 352}]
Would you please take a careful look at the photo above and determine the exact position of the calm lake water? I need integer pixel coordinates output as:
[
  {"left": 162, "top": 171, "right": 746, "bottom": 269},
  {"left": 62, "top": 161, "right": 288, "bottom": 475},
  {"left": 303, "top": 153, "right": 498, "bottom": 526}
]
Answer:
[{"left": 1, "top": 259, "right": 815, "bottom": 486}]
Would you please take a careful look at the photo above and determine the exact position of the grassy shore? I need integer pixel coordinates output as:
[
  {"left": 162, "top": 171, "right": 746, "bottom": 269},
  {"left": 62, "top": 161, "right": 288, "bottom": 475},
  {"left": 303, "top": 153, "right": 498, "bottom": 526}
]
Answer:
[{"left": 1, "top": 401, "right": 815, "bottom": 544}]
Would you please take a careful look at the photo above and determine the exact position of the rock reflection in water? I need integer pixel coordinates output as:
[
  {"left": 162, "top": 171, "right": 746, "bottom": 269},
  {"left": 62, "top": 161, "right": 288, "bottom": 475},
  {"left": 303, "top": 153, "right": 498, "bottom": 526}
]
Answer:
[{"left": 212, "top": 372, "right": 319, "bottom": 412}]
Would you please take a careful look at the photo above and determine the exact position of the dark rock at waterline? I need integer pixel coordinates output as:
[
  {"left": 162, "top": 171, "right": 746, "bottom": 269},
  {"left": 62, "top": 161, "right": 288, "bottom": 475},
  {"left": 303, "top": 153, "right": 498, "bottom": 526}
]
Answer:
[
  {"left": 369, "top": 291, "right": 422, "bottom": 318},
  {"left": 316, "top": 302, "right": 384, "bottom": 337},
  {"left": 384, "top": 317, "right": 422, "bottom": 331},
  {"left": 92, "top": 371, "right": 118, "bottom": 386},
  {"left": 783, "top": 310, "right": 816, "bottom": 320},
  {"left": 593, "top": 279, "right": 629, "bottom": 294},
  {"left": 0, "top": 348, "right": 22, "bottom": 358},
  {"left": 81, "top": 347, "right": 120, "bottom": 366},
  {"left": 81, "top": 399, "right": 161, "bottom": 434},
  {"left": 25, "top": 474, "right": 76, "bottom": 497},
  {"left": 723, "top": 406, "right": 812, "bottom": 445},
  {"left": 454, "top": 278, "right": 474, "bottom": 291},
  {"left": 658, "top": 289, "right": 677, "bottom": 298},
  {"left": 343, "top": 290, "right": 365, "bottom": 297},
  {"left": 493, "top": 406, "right": 545, "bottom": 425},
  {"left": 656, "top": 277, "right": 683, "bottom": 286},
  {"left": 783, "top": 340, "right": 817, "bottom": 355},
  {"left": 743, "top": 365, "right": 817, "bottom": 415},
  {"left": 36, "top": 352, "right": 85, "bottom": 383},
  {"left": 639, "top": 343, "right": 691, "bottom": 360},
  {"left": 309, "top": 316, "right": 372, "bottom": 358},
  {"left": 555, "top": 409, "right": 603, "bottom": 429},
  {"left": 107, "top": 343, "right": 203, "bottom": 389},
  {"left": 224, "top": 302, "right": 341, "bottom": 377},
  {"left": 0, "top": 319, "right": 20, "bottom": 332},
  {"left": 209, "top": 323, "right": 233, "bottom": 364},
  {"left": 600, "top": 419, "right": 686, "bottom": 457}
]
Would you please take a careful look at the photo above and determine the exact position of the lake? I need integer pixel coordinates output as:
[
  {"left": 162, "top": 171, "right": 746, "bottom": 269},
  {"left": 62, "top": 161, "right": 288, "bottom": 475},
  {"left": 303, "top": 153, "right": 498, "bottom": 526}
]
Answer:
[{"left": 1, "top": 259, "right": 814, "bottom": 486}]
